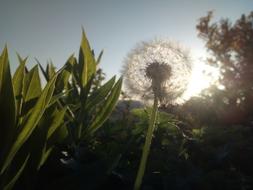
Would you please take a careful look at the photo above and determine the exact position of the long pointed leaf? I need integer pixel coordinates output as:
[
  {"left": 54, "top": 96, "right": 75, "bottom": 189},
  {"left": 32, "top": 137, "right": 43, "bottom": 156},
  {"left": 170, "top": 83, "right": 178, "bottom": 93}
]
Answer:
[
  {"left": 47, "top": 107, "right": 67, "bottom": 139},
  {"left": 96, "top": 50, "right": 103, "bottom": 65},
  {"left": 55, "top": 56, "right": 73, "bottom": 93},
  {"left": 37, "top": 60, "right": 49, "bottom": 81},
  {"left": 38, "top": 148, "right": 53, "bottom": 170},
  {"left": 84, "top": 77, "right": 122, "bottom": 137},
  {"left": 85, "top": 76, "right": 116, "bottom": 111},
  {"left": 23, "top": 65, "right": 42, "bottom": 103},
  {"left": 13, "top": 54, "right": 27, "bottom": 116},
  {"left": 46, "top": 62, "right": 56, "bottom": 80},
  {"left": 0, "top": 47, "right": 16, "bottom": 164},
  {"left": 3, "top": 154, "right": 30, "bottom": 190},
  {"left": 1, "top": 72, "right": 58, "bottom": 174},
  {"left": 79, "top": 29, "right": 96, "bottom": 88}
]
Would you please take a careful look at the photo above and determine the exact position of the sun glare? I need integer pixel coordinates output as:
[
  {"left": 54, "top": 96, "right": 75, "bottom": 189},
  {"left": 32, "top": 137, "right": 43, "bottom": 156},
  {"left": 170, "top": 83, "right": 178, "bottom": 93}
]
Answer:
[{"left": 183, "top": 50, "right": 220, "bottom": 100}]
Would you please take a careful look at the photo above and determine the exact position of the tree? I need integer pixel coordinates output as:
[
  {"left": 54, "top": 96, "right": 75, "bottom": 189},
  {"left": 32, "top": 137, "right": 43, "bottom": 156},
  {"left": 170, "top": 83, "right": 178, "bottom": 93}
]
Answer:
[{"left": 196, "top": 11, "right": 253, "bottom": 124}]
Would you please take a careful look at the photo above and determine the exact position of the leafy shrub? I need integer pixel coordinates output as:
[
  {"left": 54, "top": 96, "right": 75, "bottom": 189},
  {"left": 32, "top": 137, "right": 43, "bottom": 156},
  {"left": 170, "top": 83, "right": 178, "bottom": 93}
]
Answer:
[
  {"left": 0, "top": 30, "right": 122, "bottom": 190},
  {"left": 0, "top": 48, "right": 67, "bottom": 190}
]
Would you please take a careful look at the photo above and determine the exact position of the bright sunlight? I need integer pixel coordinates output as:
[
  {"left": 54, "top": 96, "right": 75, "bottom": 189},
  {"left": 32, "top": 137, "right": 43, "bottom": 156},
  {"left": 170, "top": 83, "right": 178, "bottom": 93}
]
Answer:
[{"left": 183, "top": 50, "right": 220, "bottom": 100}]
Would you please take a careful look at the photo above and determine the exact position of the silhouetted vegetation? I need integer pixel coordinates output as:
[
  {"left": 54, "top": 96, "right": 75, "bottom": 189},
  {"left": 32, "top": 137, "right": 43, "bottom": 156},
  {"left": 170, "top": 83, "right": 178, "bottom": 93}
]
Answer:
[
  {"left": 196, "top": 11, "right": 253, "bottom": 124},
  {"left": 1, "top": 11, "right": 253, "bottom": 190}
]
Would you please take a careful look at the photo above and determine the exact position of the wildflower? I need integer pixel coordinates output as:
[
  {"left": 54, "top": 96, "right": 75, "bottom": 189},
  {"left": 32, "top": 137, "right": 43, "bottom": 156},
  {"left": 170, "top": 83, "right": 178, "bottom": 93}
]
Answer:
[
  {"left": 122, "top": 39, "right": 193, "bottom": 105},
  {"left": 122, "top": 38, "right": 193, "bottom": 190}
]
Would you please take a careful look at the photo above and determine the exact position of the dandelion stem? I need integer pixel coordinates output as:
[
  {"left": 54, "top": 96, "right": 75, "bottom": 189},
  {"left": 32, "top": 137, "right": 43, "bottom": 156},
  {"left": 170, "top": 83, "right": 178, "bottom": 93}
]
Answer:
[{"left": 134, "top": 95, "right": 158, "bottom": 190}]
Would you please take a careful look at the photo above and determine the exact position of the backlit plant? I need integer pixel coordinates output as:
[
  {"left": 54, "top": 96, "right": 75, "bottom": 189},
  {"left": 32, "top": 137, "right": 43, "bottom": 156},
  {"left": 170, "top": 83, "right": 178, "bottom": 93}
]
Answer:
[
  {"left": 0, "top": 30, "right": 122, "bottom": 190},
  {"left": 122, "top": 39, "right": 193, "bottom": 189},
  {"left": 0, "top": 48, "right": 67, "bottom": 190}
]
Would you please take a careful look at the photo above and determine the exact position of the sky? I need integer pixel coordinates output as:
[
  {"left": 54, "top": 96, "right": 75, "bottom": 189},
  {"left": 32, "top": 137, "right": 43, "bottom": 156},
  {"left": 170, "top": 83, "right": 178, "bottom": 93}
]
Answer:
[{"left": 0, "top": 0, "right": 253, "bottom": 81}]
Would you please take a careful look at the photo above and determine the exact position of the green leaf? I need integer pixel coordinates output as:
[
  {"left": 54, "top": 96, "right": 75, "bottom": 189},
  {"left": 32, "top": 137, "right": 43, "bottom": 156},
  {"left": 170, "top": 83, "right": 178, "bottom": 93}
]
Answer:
[
  {"left": 38, "top": 148, "right": 52, "bottom": 170},
  {"left": 13, "top": 54, "right": 27, "bottom": 116},
  {"left": 39, "top": 121, "right": 68, "bottom": 168},
  {"left": 79, "top": 29, "right": 96, "bottom": 88},
  {"left": 96, "top": 50, "right": 103, "bottom": 65},
  {"left": 84, "top": 77, "right": 122, "bottom": 137},
  {"left": 37, "top": 60, "right": 49, "bottom": 81},
  {"left": 3, "top": 154, "right": 30, "bottom": 190},
  {"left": 0, "top": 47, "right": 16, "bottom": 163},
  {"left": 47, "top": 124, "right": 68, "bottom": 147},
  {"left": 85, "top": 76, "right": 116, "bottom": 111},
  {"left": 25, "top": 108, "right": 54, "bottom": 173},
  {"left": 46, "top": 124, "right": 68, "bottom": 159},
  {"left": 55, "top": 56, "right": 73, "bottom": 93},
  {"left": 46, "top": 62, "right": 56, "bottom": 80},
  {"left": 47, "top": 107, "right": 67, "bottom": 139},
  {"left": 27, "top": 106, "right": 66, "bottom": 171},
  {"left": 47, "top": 89, "right": 72, "bottom": 108},
  {"left": 23, "top": 65, "right": 42, "bottom": 103},
  {"left": 0, "top": 72, "right": 58, "bottom": 174},
  {"left": 20, "top": 65, "right": 42, "bottom": 119}
]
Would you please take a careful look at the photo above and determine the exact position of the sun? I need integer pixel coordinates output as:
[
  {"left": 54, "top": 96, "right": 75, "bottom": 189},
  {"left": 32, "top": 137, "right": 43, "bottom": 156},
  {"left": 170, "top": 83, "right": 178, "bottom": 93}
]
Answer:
[{"left": 182, "top": 50, "right": 220, "bottom": 100}]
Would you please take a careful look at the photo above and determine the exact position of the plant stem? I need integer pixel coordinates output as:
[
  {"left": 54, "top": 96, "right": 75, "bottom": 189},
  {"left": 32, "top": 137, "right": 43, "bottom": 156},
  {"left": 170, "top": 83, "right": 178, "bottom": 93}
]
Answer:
[{"left": 134, "top": 96, "right": 158, "bottom": 190}]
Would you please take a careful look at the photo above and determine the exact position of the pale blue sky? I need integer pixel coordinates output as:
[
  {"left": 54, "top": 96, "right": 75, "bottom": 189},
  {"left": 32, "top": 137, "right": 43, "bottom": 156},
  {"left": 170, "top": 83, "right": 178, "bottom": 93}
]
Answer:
[{"left": 0, "top": 0, "right": 252, "bottom": 79}]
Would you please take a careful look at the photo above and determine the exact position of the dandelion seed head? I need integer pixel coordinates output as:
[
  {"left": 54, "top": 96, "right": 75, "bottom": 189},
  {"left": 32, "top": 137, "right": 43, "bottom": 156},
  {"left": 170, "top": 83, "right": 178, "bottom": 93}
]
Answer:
[
  {"left": 145, "top": 62, "right": 171, "bottom": 82},
  {"left": 122, "top": 38, "right": 193, "bottom": 105}
]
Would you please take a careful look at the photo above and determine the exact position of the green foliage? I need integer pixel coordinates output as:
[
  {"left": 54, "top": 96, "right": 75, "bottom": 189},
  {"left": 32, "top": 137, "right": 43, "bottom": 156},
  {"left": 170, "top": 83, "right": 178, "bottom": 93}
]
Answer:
[
  {"left": 19, "top": 30, "right": 121, "bottom": 190},
  {"left": 29, "top": 94, "right": 253, "bottom": 190},
  {"left": 0, "top": 49, "right": 68, "bottom": 189},
  {"left": 134, "top": 98, "right": 158, "bottom": 190},
  {"left": 52, "top": 30, "right": 123, "bottom": 144},
  {"left": 0, "top": 30, "right": 122, "bottom": 189},
  {"left": 196, "top": 11, "right": 253, "bottom": 124},
  {"left": 3, "top": 15, "right": 253, "bottom": 189},
  {"left": 89, "top": 105, "right": 253, "bottom": 190},
  {"left": 29, "top": 31, "right": 122, "bottom": 190},
  {"left": 37, "top": 104, "right": 184, "bottom": 190}
]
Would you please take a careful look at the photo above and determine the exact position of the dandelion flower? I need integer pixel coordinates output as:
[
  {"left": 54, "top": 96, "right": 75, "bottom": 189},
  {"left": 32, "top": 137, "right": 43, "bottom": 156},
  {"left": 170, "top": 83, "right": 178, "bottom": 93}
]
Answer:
[{"left": 122, "top": 39, "right": 193, "bottom": 105}]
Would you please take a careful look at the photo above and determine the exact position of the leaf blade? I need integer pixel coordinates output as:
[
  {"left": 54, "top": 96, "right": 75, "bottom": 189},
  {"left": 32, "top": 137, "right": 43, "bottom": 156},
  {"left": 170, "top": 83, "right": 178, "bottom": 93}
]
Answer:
[
  {"left": 79, "top": 29, "right": 96, "bottom": 88},
  {"left": 0, "top": 47, "right": 16, "bottom": 164},
  {"left": 84, "top": 77, "right": 122, "bottom": 137},
  {"left": 1, "top": 72, "right": 58, "bottom": 174}
]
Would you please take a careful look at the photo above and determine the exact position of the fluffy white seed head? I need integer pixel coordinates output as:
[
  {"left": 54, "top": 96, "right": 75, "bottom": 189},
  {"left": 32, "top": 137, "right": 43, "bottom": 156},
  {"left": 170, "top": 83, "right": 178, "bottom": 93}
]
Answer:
[{"left": 122, "top": 38, "right": 193, "bottom": 105}]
